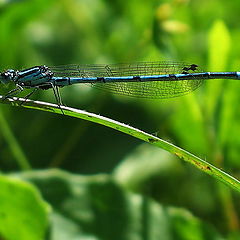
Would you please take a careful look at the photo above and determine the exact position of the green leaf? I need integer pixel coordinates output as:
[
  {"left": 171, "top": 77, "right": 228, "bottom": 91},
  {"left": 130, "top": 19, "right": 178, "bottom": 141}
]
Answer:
[
  {"left": 170, "top": 95, "right": 207, "bottom": 155},
  {"left": 20, "top": 169, "right": 224, "bottom": 240},
  {"left": 206, "top": 20, "right": 231, "bottom": 117},
  {"left": 2, "top": 96, "right": 240, "bottom": 193},
  {"left": 208, "top": 20, "right": 231, "bottom": 71},
  {"left": 113, "top": 143, "right": 183, "bottom": 189},
  {"left": 0, "top": 175, "right": 50, "bottom": 240}
]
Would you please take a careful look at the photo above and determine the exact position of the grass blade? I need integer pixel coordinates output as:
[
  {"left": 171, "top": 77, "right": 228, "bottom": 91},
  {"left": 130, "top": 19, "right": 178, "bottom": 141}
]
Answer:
[{"left": 1, "top": 96, "right": 240, "bottom": 192}]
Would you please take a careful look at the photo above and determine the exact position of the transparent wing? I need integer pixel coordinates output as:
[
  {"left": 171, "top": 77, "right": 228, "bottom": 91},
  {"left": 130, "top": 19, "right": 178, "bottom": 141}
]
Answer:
[
  {"left": 93, "top": 79, "right": 202, "bottom": 98},
  {"left": 50, "top": 61, "right": 203, "bottom": 98}
]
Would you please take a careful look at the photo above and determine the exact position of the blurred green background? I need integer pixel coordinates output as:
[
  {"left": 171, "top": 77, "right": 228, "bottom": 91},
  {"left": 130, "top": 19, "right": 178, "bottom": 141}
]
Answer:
[{"left": 1, "top": 0, "right": 240, "bottom": 239}]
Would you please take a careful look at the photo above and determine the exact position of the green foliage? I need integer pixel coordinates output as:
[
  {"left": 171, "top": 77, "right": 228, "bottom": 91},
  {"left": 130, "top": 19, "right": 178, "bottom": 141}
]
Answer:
[
  {"left": 0, "top": 0, "right": 240, "bottom": 239},
  {"left": 2, "top": 97, "right": 240, "bottom": 193},
  {"left": 0, "top": 174, "right": 50, "bottom": 240},
  {"left": 20, "top": 169, "right": 224, "bottom": 240}
]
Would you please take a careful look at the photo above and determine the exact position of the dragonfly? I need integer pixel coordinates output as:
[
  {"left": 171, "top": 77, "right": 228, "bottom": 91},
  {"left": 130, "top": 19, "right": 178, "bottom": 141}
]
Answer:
[{"left": 0, "top": 61, "right": 239, "bottom": 104}]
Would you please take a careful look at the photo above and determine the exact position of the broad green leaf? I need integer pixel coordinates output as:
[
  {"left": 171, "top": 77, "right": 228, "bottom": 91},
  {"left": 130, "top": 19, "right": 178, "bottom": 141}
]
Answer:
[
  {"left": 170, "top": 94, "right": 207, "bottom": 155},
  {"left": 206, "top": 20, "right": 231, "bottom": 117},
  {"left": 0, "top": 175, "right": 50, "bottom": 240},
  {"left": 113, "top": 143, "right": 183, "bottom": 189},
  {"left": 208, "top": 20, "right": 230, "bottom": 71},
  {"left": 217, "top": 58, "right": 240, "bottom": 166},
  {"left": 21, "top": 169, "right": 224, "bottom": 240},
  {"left": 218, "top": 80, "right": 239, "bottom": 148}
]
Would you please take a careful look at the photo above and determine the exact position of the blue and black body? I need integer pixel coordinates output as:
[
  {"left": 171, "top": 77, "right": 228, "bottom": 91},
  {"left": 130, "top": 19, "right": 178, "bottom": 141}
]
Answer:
[{"left": 1, "top": 62, "right": 240, "bottom": 102}]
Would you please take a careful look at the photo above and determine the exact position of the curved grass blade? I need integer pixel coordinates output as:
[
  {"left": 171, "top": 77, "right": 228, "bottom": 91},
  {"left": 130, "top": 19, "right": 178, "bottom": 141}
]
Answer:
[{"left": 1, "top": 95, "right": 240, "bottom": 193}]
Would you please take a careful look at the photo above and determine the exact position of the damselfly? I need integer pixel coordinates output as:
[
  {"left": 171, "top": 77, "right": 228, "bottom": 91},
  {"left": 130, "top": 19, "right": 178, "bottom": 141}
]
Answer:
[{"left": 0, "top": 61, "right": 239, "bottom": 104}]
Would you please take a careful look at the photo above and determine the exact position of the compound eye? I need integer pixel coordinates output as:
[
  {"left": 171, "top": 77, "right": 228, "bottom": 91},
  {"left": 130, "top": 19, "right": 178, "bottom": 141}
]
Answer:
[
  {"left": 0, "top": 72, "right": 9, "bottom": 84},
  {"left": 0, "top": 70, "right": 15, "bottom": 84},
  {"left": 1, "top": 71, "right": 10, "bottom": 79}
]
